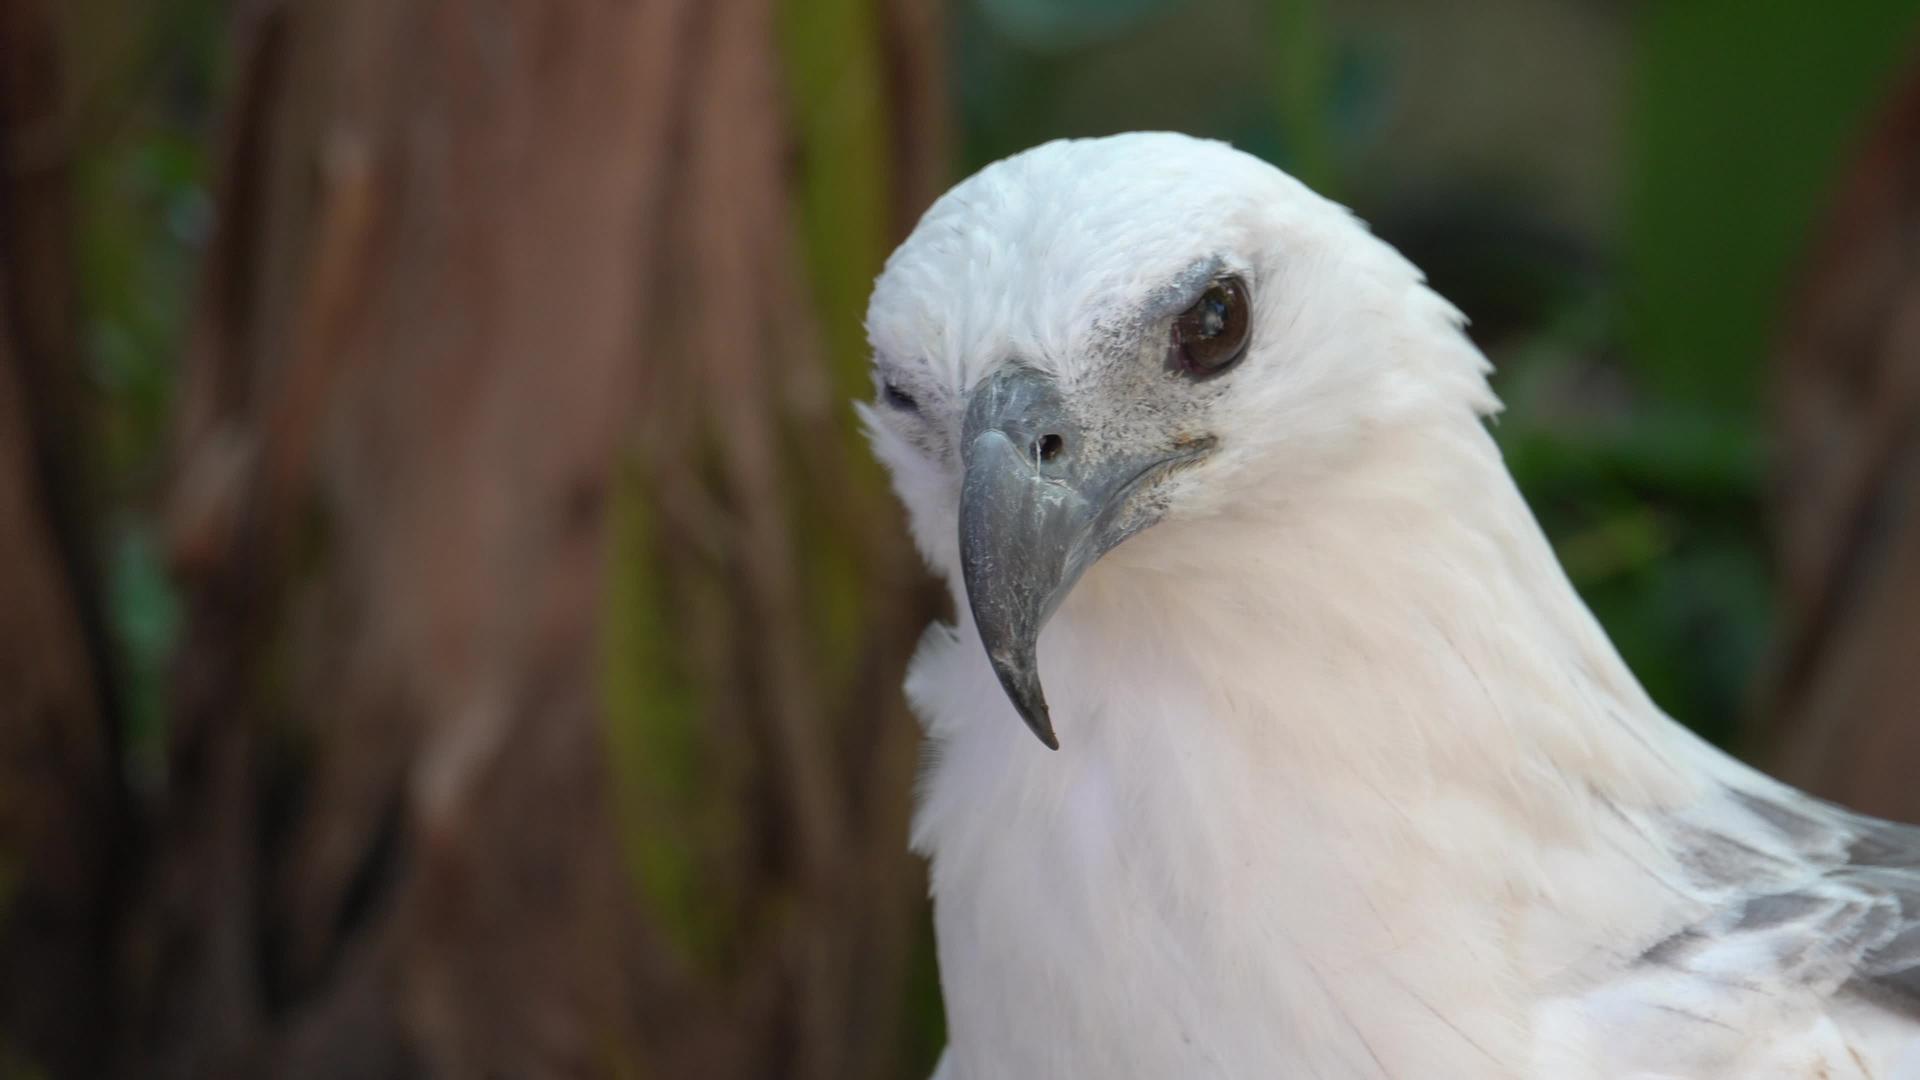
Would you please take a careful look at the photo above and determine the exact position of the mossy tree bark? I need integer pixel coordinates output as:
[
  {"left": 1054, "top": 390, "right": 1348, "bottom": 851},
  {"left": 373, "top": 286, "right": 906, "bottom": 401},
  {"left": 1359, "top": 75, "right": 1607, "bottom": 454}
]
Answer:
[{"left": 118, "top": 1, "right": 946, "bottom": 1077}]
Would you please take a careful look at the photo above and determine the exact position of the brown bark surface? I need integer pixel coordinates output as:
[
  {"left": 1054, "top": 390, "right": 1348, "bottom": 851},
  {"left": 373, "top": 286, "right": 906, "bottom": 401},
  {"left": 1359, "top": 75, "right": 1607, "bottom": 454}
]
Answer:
[
  {"left": 0, "top": 1, "right": 119, "bottom": 1076},
  {"left": 0, "top": 223, "right": 118, "bottom": 1080},
  {"left": 1766, "top": 58, "right": 1920, "bottom": 826},
  {"left": 113, "top": 1, "right": 944, "bottom": 1077}
]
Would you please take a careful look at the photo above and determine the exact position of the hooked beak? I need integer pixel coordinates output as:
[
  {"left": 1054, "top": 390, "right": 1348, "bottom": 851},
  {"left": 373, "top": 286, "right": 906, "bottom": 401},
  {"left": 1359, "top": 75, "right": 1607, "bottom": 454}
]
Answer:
[{"left": 959, "top": 365, "right": 1213, "bottom": 749}]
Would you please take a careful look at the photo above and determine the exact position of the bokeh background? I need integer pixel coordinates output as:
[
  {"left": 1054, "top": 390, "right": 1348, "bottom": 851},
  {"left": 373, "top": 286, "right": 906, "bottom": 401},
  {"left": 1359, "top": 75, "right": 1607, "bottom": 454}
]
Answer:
[{"left": 5, "top": 1, "right": 1920, "bottom": 1076}]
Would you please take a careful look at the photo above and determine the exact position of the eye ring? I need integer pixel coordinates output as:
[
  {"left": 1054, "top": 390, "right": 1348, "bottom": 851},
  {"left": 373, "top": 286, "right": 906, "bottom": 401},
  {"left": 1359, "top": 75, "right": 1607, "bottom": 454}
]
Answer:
[{"left": 1169, "top": 275, "right": 1251, "bottom": 378}]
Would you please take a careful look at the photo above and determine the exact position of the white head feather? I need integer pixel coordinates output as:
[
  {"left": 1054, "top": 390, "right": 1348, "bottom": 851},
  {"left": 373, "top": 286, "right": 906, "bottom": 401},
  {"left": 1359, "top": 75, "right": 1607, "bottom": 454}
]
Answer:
[
  {"left": 863, "top": 133, "right": 1666, "bottom": 793},
  {"left": 865, "top": 132, "right": 1496, "bottom": 584}
]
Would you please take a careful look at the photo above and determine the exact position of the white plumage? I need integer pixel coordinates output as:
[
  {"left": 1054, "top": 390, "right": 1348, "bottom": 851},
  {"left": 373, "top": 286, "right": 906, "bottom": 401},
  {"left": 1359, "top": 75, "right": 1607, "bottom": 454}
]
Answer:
[{"left": 862, "top": 132, "right": 1920, "bottom": 1079}]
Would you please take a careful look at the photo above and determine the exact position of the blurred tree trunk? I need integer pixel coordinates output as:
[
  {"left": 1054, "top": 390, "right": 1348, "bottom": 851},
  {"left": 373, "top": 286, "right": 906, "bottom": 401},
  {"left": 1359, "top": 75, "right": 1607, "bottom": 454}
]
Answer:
[
  {"left": 0, "top": 1, "right": 121, "bottom": 1076},
  {"left": 123, "top": 1, "right": 944, "bottom": 1078},
  {"left": 1765, "top": 56, "right": 1920, "bottom": 826}
]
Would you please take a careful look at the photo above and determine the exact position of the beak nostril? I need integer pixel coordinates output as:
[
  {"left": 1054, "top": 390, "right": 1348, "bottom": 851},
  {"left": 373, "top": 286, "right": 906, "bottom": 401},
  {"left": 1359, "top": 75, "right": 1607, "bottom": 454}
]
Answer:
[{"left": 1035, "top": 433, "right": 1065, "bottom": 463}]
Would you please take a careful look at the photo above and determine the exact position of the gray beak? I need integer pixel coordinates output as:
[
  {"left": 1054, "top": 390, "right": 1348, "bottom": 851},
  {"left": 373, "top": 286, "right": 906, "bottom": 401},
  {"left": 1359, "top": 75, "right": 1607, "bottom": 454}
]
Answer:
[{"left": 959, "top": 365, "right": 1212, "bottom": 749}]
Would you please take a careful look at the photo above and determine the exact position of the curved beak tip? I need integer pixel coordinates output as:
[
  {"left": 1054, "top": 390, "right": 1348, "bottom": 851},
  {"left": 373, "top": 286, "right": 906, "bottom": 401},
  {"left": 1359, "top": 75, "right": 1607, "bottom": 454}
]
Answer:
[
  {"left": 1024, "top": 706, "right": 1061, "bottom": 752},
  {"left": 981, "top": 647, "right": 1061, "bottom": 749}
]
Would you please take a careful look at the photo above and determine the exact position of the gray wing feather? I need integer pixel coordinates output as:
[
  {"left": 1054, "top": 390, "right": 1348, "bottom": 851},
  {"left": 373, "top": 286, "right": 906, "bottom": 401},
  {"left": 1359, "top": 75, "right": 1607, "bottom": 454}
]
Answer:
[{"left": 1645, "top": 787, "right": 1920, "bottom": 1019}]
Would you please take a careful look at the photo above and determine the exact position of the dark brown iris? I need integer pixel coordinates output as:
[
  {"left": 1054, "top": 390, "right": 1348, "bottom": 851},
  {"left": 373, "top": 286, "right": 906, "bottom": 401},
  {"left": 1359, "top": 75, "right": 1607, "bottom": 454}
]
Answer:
[{"left": 1169, "top": 275, "right": 1251, "bottom": 377}]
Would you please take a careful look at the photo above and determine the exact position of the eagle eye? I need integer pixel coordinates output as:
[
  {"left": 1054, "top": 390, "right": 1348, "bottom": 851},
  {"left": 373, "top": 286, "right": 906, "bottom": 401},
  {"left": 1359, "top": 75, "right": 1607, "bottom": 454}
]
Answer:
[{"left": 1169, "top": 276, "right": 1251, "bottom": 378}]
